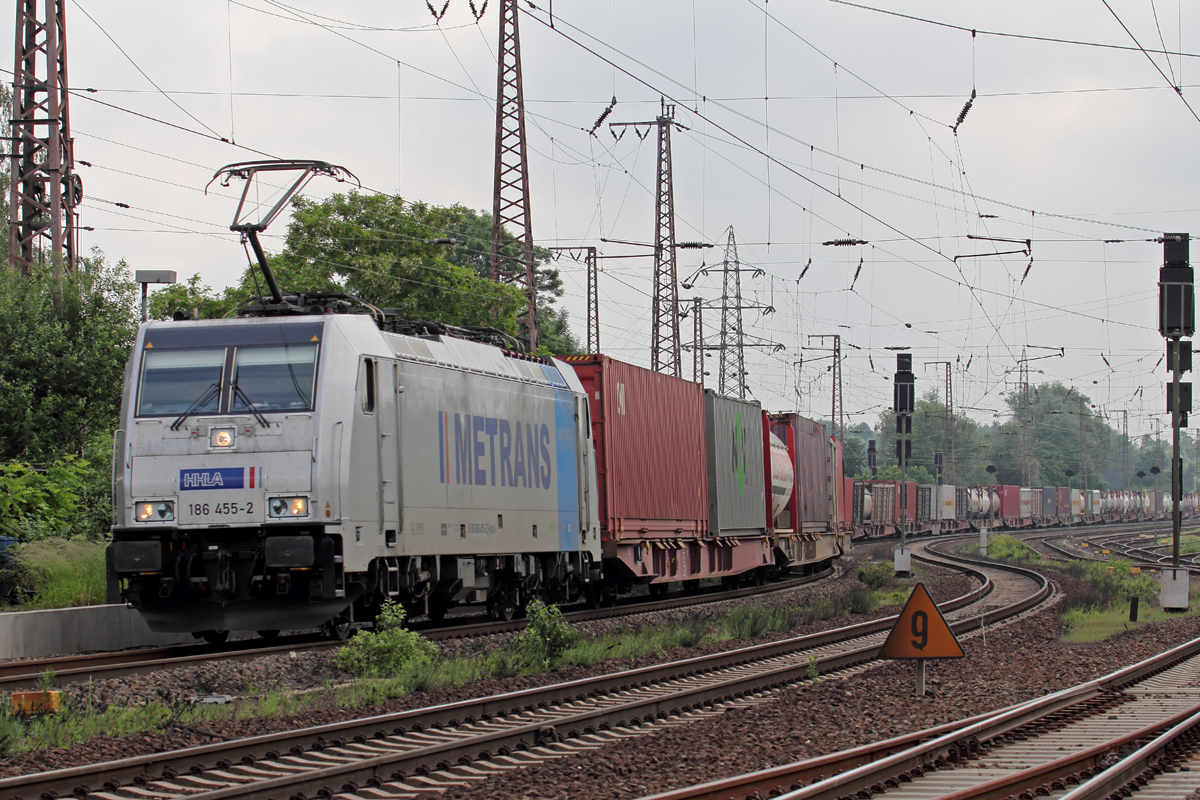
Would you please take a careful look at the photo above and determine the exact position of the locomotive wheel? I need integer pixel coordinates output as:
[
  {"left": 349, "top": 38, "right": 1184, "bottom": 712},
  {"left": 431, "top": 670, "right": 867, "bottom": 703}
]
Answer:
[
  {"left": 324, "top": 614, "right": 352, "bottom": 641},
  {"left": 584, "top": 587, "right": 603, "bottom": 609},
  {"left": 257, "top": 629, "right": 281, "bottom": 641},
  {"left": 199, "top": 630, "right": 229, "bottom": 645},
  {"left": 491, "top": 596, "right": 518, "bottom": 622}
]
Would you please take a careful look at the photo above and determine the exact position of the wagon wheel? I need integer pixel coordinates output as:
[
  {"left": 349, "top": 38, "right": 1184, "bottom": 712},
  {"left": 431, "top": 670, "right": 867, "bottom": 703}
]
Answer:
[{"left": 198, "top": 630, "right": 229, "bottom": 645}]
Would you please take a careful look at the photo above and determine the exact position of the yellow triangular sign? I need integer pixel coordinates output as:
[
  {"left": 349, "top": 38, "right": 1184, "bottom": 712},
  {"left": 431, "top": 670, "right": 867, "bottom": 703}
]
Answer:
[
  {"left": 879, "top": 582, "right": 964, "bottom": 659},
  {"left": 311, "top": 335, "right": 319, "bottom": 341}
]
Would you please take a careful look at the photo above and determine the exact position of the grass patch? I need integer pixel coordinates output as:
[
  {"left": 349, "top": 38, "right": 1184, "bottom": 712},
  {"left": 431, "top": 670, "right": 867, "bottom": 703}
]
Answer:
[
  {"left": 972, "top": 533, "right": 1183, "bottom": 642},
  {"left": 7, "top": 539, "right": 107, "bottom": 609},
  {"left": 1060, "top": 586, "right": 1200, "bottom": 643}
]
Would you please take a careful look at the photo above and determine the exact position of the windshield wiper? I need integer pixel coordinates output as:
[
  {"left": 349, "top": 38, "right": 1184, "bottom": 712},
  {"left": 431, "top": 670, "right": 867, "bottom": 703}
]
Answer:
[
  {"left": 170, "top": 383, "right": 220, "bottom": 431},
  {"left": 231, "top": 382, "right": 270, "bottom": 428}
]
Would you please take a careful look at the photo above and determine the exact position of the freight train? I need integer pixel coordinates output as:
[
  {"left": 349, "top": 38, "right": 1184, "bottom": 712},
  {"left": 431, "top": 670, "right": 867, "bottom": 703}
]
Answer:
[
  {"left": 847, "top": 479, "right": 1197, "bottom": 537},
  {"left": 106, "top": 313, "right": 848, "bottom": 641}
]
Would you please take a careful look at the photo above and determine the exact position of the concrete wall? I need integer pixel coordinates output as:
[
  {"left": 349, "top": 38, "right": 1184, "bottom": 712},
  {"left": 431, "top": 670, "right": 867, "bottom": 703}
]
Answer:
[{"left": 0, "top": 605, "right": 194, "bottom": 659}]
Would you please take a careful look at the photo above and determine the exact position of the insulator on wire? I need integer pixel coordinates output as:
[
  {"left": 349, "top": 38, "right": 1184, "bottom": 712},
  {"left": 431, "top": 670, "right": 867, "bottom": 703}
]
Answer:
[
  {"left": 849, "top": 257, "right": 864, "bottom": 291},
  {"left": 953, "top": 88, "right": 977, "bottom": 133},
  {"left": 1020, "top": 257, "right": 1033, "bottom": 284},
  {"left": 469, "top": 0, "right": 489, "bottom": 20},
  {"left": 426, "top": 0, "right": 450, "bottom": 20},
  {"left": 590, "top": 96, "right": 617, "bottom": 135},
  {"left": 796, "top": 258, "right": 811, "bottom": 284}
]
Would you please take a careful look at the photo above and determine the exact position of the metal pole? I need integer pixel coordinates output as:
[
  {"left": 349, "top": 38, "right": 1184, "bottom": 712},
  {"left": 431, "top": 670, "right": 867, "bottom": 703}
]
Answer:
[
  {"left": 140, "top": 282, "right": 148, "bottom": 323},
  {"left": 1173, "top": 347, "right": 1182, "bottom": 568},
  {"left": 900, "top": 412, "right": 907, "bottom": 549},
  {"left": 914, "top": 657, "right": 925, "bottom": 697}
]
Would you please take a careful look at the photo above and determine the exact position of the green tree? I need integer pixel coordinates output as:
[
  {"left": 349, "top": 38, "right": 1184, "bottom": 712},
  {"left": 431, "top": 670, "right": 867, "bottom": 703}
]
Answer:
[
  {"left": 154, "top": 195, "right": 583, "bottom": 355},
  {"left": 990, "top": 383, "right": 1109, "bottom": 489},
  {"left": 841, "top": 434, "right": 866, "bottom": 478},
  {"left": 0, "top": 253, "right": 138, "bottom": 461},
  {"left": 873, "top": 463, "right": 936, "bottom": 485}
]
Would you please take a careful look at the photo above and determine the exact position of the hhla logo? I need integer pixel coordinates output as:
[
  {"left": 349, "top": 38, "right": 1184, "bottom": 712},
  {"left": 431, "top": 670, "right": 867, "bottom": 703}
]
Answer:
[{"left": 732, "top": 411, "right": 747, "bottom": 495}]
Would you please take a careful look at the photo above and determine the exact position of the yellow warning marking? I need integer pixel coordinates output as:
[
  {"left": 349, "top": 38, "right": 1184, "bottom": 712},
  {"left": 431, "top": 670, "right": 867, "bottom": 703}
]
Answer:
[
  {"left": 144, "top": 342, "right": 153, "bottom": 348},
  {"left": 311, "top": 335, "right": 319, "bottom": 341},
  {"left": 879, "top": 583, "right": 964, "bottom": 660}
]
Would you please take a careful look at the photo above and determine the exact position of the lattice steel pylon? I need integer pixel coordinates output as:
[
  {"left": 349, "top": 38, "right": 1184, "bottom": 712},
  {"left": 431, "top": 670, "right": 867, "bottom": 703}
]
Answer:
[
  {"left": 9, "top": 0, "right": 79, "bottom": 276},
  {"left": 925, "top": 361, "right": 956, "bottom": 485},
  {"left": 1122, "top": 409, "right": 1130, "bottom": 489},
  {"left": 651, "top": 101, "right": 681, "bottom": 376},
  {"left": 1019, "top": 350, "right": 1033, "bottom": 486},
  {"left": 808, "top": 334, "right": 843, "bottom": 441},
  {"left": 609, "top": 100, "right": 688, "bottom": 375},
  {"left": 717, "top": 227, "right": 745, "bottom": 399},
  {"left": 489, "top": 0, "right": 537, "bottom": 351}
]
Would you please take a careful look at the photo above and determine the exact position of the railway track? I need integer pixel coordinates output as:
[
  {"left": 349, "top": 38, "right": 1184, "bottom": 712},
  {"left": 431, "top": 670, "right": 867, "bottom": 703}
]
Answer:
[
  {"left": 642, "top": 629, "right": 1200, "bottom": 800},
  {"left": 0, "top": 538, "right": 1047, "bottom": 800},
  {"left": 0, "top": 568, "right": 834, "bottom": 691}
]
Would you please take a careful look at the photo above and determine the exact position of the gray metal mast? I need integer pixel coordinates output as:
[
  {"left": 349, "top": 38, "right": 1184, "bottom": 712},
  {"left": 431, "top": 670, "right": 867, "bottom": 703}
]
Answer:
[{"left": 718, "top": 226, "right": 746, "bottom": 399}]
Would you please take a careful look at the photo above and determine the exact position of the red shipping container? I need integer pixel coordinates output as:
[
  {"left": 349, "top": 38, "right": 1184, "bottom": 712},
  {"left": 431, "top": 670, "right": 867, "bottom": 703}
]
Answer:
[
  {"left": 768, "top": 414, "right": 829, "bottom": 533},
  {"left": 903, "top": 481, "right": 918, "bottom": 523},
  {"left": 565, "top": 356, "right": 708, "bottom": 539},
  {"left": 1057, "top": 487, "right": 1071, "bottom": 517},
  {"left": 841, "top": 477, "right": 853, "bottom": 529}
]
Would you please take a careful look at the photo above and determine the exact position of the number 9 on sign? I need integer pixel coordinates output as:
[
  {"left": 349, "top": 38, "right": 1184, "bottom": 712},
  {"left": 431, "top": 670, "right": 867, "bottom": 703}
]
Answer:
[{"left": 911, "top": 610, "right": 928, "bottom": 650}]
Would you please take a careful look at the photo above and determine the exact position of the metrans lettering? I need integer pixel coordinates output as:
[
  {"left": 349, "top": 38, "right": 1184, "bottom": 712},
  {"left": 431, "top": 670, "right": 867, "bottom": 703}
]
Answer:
[
  {"left": 436, "top": 412, "right": 552, "bottom": 489},
  {"left": 179, "top": 467, "right": 258, "bottom": 491}
]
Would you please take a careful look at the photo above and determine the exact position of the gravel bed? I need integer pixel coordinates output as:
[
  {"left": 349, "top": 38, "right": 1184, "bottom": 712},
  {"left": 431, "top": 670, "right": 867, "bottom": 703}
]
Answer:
[
  {"left": 0, "top": 561, "right": 969, "bottom": 778},
  {"left": 432, "top": 575, "right": 1200, "bottom": 800}
]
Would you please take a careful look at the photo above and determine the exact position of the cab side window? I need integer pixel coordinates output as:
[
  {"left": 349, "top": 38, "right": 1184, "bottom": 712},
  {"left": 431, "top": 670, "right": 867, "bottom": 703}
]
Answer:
[{"left": 361, "top": 359, "right": 376, "bottom": 414}]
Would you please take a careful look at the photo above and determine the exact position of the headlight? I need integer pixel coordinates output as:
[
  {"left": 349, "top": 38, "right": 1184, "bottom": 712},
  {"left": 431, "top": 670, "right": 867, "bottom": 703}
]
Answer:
[
  {"left": 209, "top": 427, "right": 236, "bottom": 448},
  {"left": 269, "top": 496, "right": 309, "bottom": 518},
  {"left": 136, "top": 501, "right": 174, "bottom": 522}
]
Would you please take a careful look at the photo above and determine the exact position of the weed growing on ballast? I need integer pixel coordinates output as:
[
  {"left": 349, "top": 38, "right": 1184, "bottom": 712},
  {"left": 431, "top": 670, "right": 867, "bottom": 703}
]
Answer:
[
  {"left": 519, "top": 599, "right": 580, "bottom": 667},
  {"left": 333, "top": 601, "right": 436, "bottom": 678}
]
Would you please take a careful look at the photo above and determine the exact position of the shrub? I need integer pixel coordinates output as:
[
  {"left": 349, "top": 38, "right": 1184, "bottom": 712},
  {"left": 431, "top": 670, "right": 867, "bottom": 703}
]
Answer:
[
  {"left": 9, "top": 539, "right": 107, "bottom": 608},
  {"left": 1057, "top": 559, "right": 1156, "bottom": 612},
  {"left": 518, "top": 599, "right": 579, "bottom": 666},
  {"left": 986, "top": 534, "right": 1037, "bottom": 562},
  {"left": 857, "top": 562, "right": 894, "bottom": 590},
  {"left": 841, "top": 586, "right": 877, "bottom": 615},
  {"left": 333, "top": 601, "right": 436, "bottom": 678}
]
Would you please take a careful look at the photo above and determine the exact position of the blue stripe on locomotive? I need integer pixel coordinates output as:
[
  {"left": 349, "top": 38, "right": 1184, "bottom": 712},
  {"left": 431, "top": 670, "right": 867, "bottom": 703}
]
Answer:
[{"left": 542, "top": 364, "right": 580, "bottom": 552}]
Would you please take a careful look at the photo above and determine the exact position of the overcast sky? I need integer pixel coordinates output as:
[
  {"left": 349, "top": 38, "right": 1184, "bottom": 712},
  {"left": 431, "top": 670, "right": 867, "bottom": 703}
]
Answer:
[{"left": 16, "top": 0, "right": 1200, "bottom": 444}]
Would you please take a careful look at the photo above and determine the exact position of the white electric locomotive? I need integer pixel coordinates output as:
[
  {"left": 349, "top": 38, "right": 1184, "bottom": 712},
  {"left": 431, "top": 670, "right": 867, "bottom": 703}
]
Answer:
[{"left": 109, "top": 313, "right": 603, "bottom": 640}]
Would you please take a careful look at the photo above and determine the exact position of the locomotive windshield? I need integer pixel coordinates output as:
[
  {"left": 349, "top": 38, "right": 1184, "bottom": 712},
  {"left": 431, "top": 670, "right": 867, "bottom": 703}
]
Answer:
[
  {"left": 136, "top": 349, "right": 225, "bottom": 416},
  {"left": 135, "top": 321, "right": 324, "bottom": 418},
  {"left": 231, "top": 344, "right": 318, "bottom": 412}
]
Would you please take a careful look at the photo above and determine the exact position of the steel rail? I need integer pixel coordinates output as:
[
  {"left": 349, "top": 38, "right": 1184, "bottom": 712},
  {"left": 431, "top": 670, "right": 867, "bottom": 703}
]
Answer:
[
  {"left": 0, "top": 562, "right": 981, "bottom": 800},
  {"left": 1058, "top": 705, "right": 1200, "bottom": 799},
  {"left": 151, "top": 545, "right": 1047, "bottom": 800},
  {"left": 641, "top": 584, "right": 1200, "bottom": 800},
  {"left": 0, "top": 568, "right": 833, "bottom": 691}
]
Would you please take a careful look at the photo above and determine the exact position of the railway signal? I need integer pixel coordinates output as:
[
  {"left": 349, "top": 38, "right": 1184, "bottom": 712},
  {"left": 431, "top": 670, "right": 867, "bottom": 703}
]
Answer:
[
  {"left": 879, "top": 582, "right": 963, "bottom": 696},
  {"left": 1159, "top": 232, "right": 1192, "bottom": 611}
]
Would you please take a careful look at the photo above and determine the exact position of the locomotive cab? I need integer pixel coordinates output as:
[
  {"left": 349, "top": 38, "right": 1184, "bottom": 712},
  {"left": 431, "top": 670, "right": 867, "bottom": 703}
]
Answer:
[{"left": 109, "top": 316, "right": 348, "bottom": 636}]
